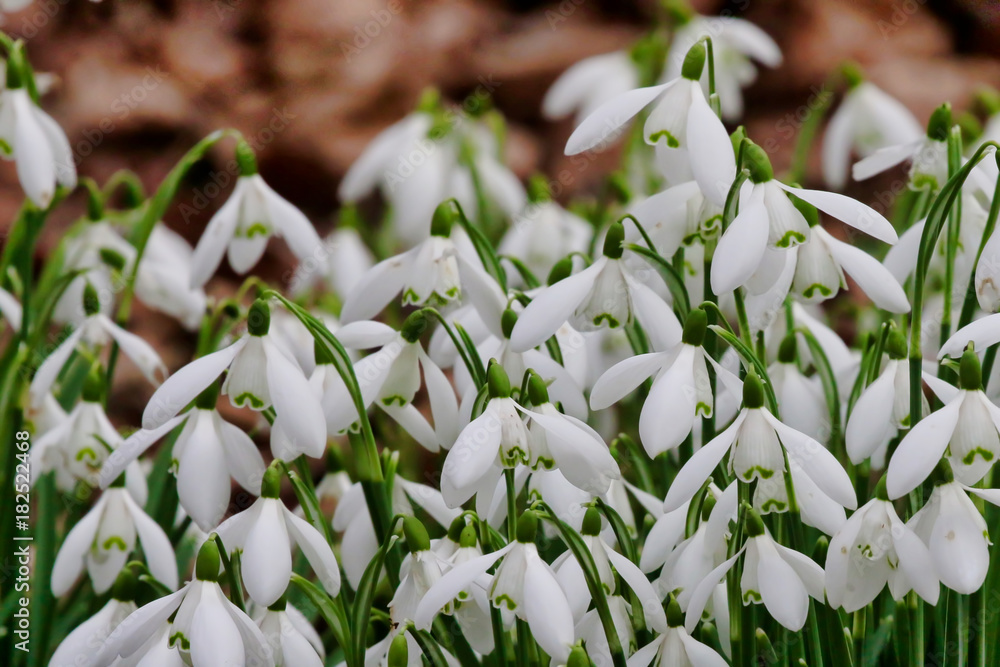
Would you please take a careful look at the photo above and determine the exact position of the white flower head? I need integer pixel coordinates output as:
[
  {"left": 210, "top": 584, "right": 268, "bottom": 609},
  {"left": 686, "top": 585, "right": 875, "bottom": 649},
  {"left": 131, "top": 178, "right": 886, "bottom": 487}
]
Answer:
[
  {"left": 254, "top": 600, "right": 325, "bottom": 667},
  {"left": 48, "top": 574, "right": 137, "bottom": 667},
  {"left": 630, "top": 596, "right": 729, "bottom": 667},
  {"left": 542, "top": 50, "right": 640, "bottom": 125},
  {"left": 215, "top": 463, "right": 341, "bottom": 607},
  {"left": 190, "top": 143, "right": 323, "bottom": 288},
  {"left": 135, "top": 223, "right": 207, "bottom": 330},
  {"left": 852, "top": 104, "right": 952, "bottom": 190}
]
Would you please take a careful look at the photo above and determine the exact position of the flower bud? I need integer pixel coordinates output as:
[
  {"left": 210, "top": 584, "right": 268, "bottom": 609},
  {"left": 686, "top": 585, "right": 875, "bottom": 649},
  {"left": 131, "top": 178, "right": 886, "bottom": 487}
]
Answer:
[
  {"left": 547, "top": 257, "right": 573, "bottom": 285},
  {"left": 927, "top": 103, "right": 951, "bottom": 142},
  {"left": 459, "top": 523, "right": 478, "bottom": 548},
  {"left": 487, "top": 360, "right": 512, "bottom": 399},
  {"left": 603, "top": 221, "right": 625, "bottom": 260},
  {"left": 777, "top": 334, "right": 797, "bottom": 364},
  {"left": 247, "top": 299, "right": 271, "bottom": 336},
  {"left": 743, "top": 143, "right": 774, "bottom": 184},
  {"left": 516, "top": 511, "right": 538, "bottom": 543},
  {"left": 195, "top": 538, "right": 222, "bottom": 582},
  {"left": 261, "top": 462, "right": 282, "bottom": 499},
  {"left": 110, "top": 569, "right": 138, "bottom": 602},
  {"left": 195, "top": 381, "right": 220, "bottom": 410},
  {"left": 501, "top": 308, "right": 518, "bottom": 339},
  {"left": 581, "top": 507, "right": 602, "bottom": 536},
  {"left": 742, "top": 370, "right": 765, "bottom": 409},
  {"left": 681, "top": 43, "right": 706, "bottom": 81},
  {"left": 236, "top": 141, "right": 258, "bottom": 177},
  {"left": 666, "top": 594, "right": 684, "bottom": 628},
  {"left": 960, "top": 347, "right": 983, "bottom": 391},
  {"left": 402, "top": 516, "right": 430, "bottom": 554},
  {"left": 82, "top": 365, "right": 105, "bottom": 403},
  {"left": 526, "top": 371, "right": 550, "bottom": 406},
  {"left": 745, "top": 507, "right": 765, "bottom": 537},
  {"left": 431, "top": 200, "right": 458, "bottom": 238},
  {"left": 401, "top": 310, "right": 429, "bottom": 344},
  {"left": 527, "top": 174, "right": 552, "bottom": 203},
  {"left": 388, "top": 632, "right": 409, "bottom": 667},
  {"left": 885, "top": 329, "right": 907, "bottom": 360},
  {"left": 682, "top": 308, "right": 708, "bottom": 346},
  {"left": 83, "top": 281, "right": 101, "bottom": 317},
  {"left": 566, "top": 646, "right": 591, "bottom": 667}
]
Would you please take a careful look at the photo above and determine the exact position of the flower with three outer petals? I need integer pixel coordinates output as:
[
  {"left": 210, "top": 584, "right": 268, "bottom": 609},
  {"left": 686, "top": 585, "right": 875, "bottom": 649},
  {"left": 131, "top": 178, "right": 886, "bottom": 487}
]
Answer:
[
  {"left": 711, "top": 142, "right": 900, "bottom": 297},
  {"left": 887, "top": 348, "right": 1000, "bottom": 498},
  {"left": 499, "top": 194, "right": 592, "bottom": 284},
  {"left": 48, "top": 572, "right": 137, "bottom": 667},
  {"left": 53, "top": 217, "right": 136, "bottom": 325},
  {"left": 685, "top": 509, "right": 824, "bottom": 632},
  {"left": 30, "top": 283, "right": 166, "bottom": 409},
  {"left": 389, "top": 518, "right": 447, "bottom": 624},
  {"left": 853, "top": 103, "right": 952, "bottom": 190},
  {"left": 51, "top": 485, "right": 177, "bottom": 597},
  {"left": 663, "top": 371, "right": 857, "bottom": 521},
  {"left": 542, "top": 50, "right": 639, "bottom": 125},
  {"left": 590, "top": 308, "right": 742, "bottom": 457},
  {"left": 509, "top": 221, "right": 682, "bottom": 354},
  {"left": 630, "top": 596, "right": 728, "bottom": 667},
  {"left": 135, "top": 223, "right": 208, "bottom": 331},
  {"left": 0, "top": 65, "right": 76, "bottom": 207},
  {"left": 414, "top": 512, "right": 575, "bottom": 664},
  {"left": 824, "top": 482, "right": 940, "bottom": 613},
  {"left": 822, "top": 73, "right": 922, "bottom": 190},
  {"left": 565, "top": 44, "right": 736, "bottom": 209},
  {"left": 190, "top": 142, "right": 323, "bottom": 289},
  {"left": 99, "top": 383, "right": 265, "bottom": 532},
  {"left": 253, "top": 599, "right": 326, "bottom": 667},
  {"left": 215, "top": 463, "right": 341, "bottom": 608},
  {"left": 92, "top": 540, "right": 272, "bottom": 667},
  {"left": 909, "top": 473, "right": 1000, "bottom": 595},
  {"left": 141, "top": 299, "right": 326, "bottom": 461},
  {"left": 319, "top": 312, "right": 458, "bottom": 452}
]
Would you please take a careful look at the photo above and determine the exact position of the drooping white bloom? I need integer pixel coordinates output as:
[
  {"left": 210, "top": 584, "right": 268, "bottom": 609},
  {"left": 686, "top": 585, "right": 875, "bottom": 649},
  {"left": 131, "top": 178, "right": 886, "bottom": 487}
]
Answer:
[
  {"left": 630, "top": 598, "right": 729, "bottom": 667},
  {"left": 414, "top": 512, "right": 575, "bottom": 664},
  {"left": 590, "top": 308, "right": 742, "bottom": 456},
  {"left": 684, "top": 512, "right": 824, "bottom": 632},
  {"left": 509, "top": 221, "right": 681, "bottom": 353},
  {"left": 390, "top": 518, "right": 448, "bottom": 624},
  {"left": 823, "top": 79, "right": 922, "bottom": 189},
  {"left": 48, "top": 585, "right": 137, "bottom": 667},
  {"left": 320, "top": 315, "right": 458, "bottom": 451},
  {"left": 29, "top": 289, "right": 166, "bottom": 409},
  {"left": 254, "top": 601, "right": 325, "bottom": 667},
  {"left": 53, "top": 219, "right": 135, "bottom": 325},
  {"left": 0, "top": 82, "right": 76, "bottom": 207},
  {"left": 628, "top": 180, "right": 723, "bottom": 261},
  {"left": 141, "top": 300, "right": 326, "bottom": 461},
  {"left": 711, "top": 144, "right": 899, "bottom": 295},
  {"left": 51, "top": 486, "right": 177, "bottom": 596},
  {"left": 575, "top": 595, "right": 637, "bottom": 664},
  {"left": 135, "top": 223, "right": 208, "bottom": 330},
  {"left": 663, "top": 373, "right": 857, "bottom": 518},
  {"left": 340, "top": 211, "right": 489, "bottom": 322},
  {"left": 909, "top": 480, "right": 1000, "bottom": 594},
  {"left": 338, "top": 99, "right": 525, "bottom": 245},
  {"left": 288, "top": 225, "right": 375, "bottom": 299},
  {"left": 100, "top": 394, "right": 265, "bottom": 532},
  {"left": 663, "top": 11, "right": 782, "bottom": 121},
  {"left": 189, "top": 146, "right": 323, "bottom": 288},
  {"left": 542, "top": 50, "right": 640, "bottom": 124},
  {"left": 499, "top": 198, "right": 592, "bottom": 283},
  {"left": 853, "top": 106, "right": 951, "bottom": 190},
  {"left": 887, "top": 349, "right": 1000, "bottom": 496},
  {"left": 565, "top": 44, "right": 735, "bottom": 207},
  {"left": 824, "top": 492, "right": 940, "bottom": 612},
  {"left": 768, "top": 347, "right": 828, "bottom": 444},
  {"left": 216, "top": 464, "right": 341, "bottom": 607},
  {"left": 92, "top": 541, "right": 272, "bottom": 667},
  {"left": 333, "top": 476, "right": 458, "bottom": 588}
]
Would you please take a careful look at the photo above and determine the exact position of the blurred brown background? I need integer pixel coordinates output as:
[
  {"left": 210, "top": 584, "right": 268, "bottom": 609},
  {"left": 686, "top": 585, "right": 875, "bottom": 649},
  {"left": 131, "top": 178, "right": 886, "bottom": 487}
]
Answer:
[{"left": 3, "top": 0, "right": 1000, "bottom": 414}]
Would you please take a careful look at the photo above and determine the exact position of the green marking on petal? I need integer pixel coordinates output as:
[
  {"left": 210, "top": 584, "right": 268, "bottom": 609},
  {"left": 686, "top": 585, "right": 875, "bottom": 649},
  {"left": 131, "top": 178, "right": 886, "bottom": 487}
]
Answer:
[
  {"left": 802, "top": 283, "right": 834, "bottom": 299},
  {"left": 648, "top": 130, "right": 680, "bottom": 148},
  {"left": 760, "top": 498, "right": 787, "bottom": 513},
  {"left": 593, "top": 313, "right": 621, "bottom": 328},
  {"left": 532, "top": 456, "right": 556, "bottom": 471},
  {"left": 76, "top": 447, "right": 99, "bottom": 463},
  {"left": 775, "top": 230, "right": 807, "bottom": 248},
  {"left": 962, "top": 448, "right": 995, "bottom": 465},
  {"left": 102, "top": 536, "right": 128, "bottom": 551},
  {"left": 402, "top": 288, "right": 420, "bottom": 305},
  {"left": 240, "top": 222, "right": 270, "bottom": 239},
  {"left": 233, "top": 392, "right": 265, "bottom": 409},
  {"left": 493, "top": 594, "right": 517, "bottom": 611},
  {"left": 743, "top": 590, "right": 762, "bottom": 604},
  {"left": 170, "top": 632, "right": 191, "bottom": 651},
  {"left": 381, "top": 396, "right": 407, "bottom": 407},
  {"left": 741, "top": 466, "right": 775, "bottom": 480},
  {"left": 696, "top": 402, "right": 712, "bottom": 418}
]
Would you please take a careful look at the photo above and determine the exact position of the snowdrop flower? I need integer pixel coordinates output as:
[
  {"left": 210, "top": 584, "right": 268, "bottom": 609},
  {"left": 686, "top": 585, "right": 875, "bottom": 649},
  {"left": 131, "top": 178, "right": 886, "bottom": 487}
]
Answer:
[
  {"left": 415, "top": 512, "right": 575, "bottom": 664},
  {"left": 509, "top": 221, "right": 681, "bottom": 353},
  {"left": 846, "top": 329, "right": 926, "bottom": 466},
  {"left": 51, "top": 483, "right": 177, "bottom": 597},
  {"left": 542, "top": 50, "right": 640, "bottom": 124},
  {"left": 216, "top": 463, "right": 341, "bottom": 607},
  {"left": 190, "top": 142, "right": 323, "bottom": 288},
  {"left": 93, "top": 540, "right": 272, "bottom": 667},
  {"left": 499, "top": 187, "right": 592, "bottom": 283},
  {"left": 909, "top": 470, "right": 1000, "bottom": 594},
  {"left": 322, "top": 312, "right": 458, "bottom": 451},
  {"left": 554, "top": 507, "right": 667, "bottom": 630},
  {"left": 48, "top": 571, "right": 138, "bottom": 667},
  {"left": 291, "top": 225, "right": 374, "bottom": 298},
  {"left": 338, "top": 91, "right": 525, "bottom": 245},
  {"left": 53, "top": 217, "right": 136, "bottom": 324},
  {"left": 0, "top": 62, "right": 75, "bottom": 207},
  {"left": 340, "top": 202, "right": 489, "bottom": 322},
  {"left": 333, "top": 475, "right": 458, "bottom": 587},
  {"left": 390, "top": 518, "right": 447, "bottom": 623},
  {"left": 30, "top": 283, "right": 166, "bottom": 409},
  {"left": 136, "top": 223, "right": 208, "bottom": 330},
  {"left": 630, "top": 596, "right": 728, "bottom": 667},
  {"left": 712, "top": 143, "right": 900, "bottom": 295},
  {"left": 663, "top": 371, "right": 857, "bottom": 518},
  {"left": 685, "top": 510, "right": 824, "bottom": 631},
  {"left": 31, "top": 367, "right": 147, "bottom": 500},
  {"left": 566, "top": 44, "right": 735, "bottom": 207},
  {"left": 590, "top": 308, "right": 741, "bottom": 456},
  {"left": 824, "top": 481, "right": 940, "bottom": 612},
  {"left": 437, "top": 521, "right": 496, "bottom": 655},
  {"left": 769, "top": 335, "right": 829, "bottom": 443},
  {"left": 887, "top": 348, "right": 1000, "bottom": 496},
  {"left": 142, "top": 299, "right": 326, "bottom": 461},
  {"left": 254, "top": 598, "right": 325, "bottom": 667},
  {"left": 823, "top": 73, "right": 922, "bottom": 189},
  {"left": 853, "top": 103, "right": 951, "bottom": 190},
  {"left": 100, "top": 383, "right": 265, "bottom": 532},
  {"left": 663, "top": 8, "right": 782, "bottom": 121},
  {"left": 628, "top": 180, "right": 723, "bottom": 261},
  {"left": 0, "top": 285, "right": 21, "bottom": 330}
]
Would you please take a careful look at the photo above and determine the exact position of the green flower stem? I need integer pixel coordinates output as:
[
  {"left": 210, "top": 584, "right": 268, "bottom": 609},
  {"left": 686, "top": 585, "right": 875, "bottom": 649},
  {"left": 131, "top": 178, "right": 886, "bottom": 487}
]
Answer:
[
  {"left": 213, "top": 532, "right": 247, "bottom": 613},
  {"left": 420, "top": 307, "right": 487, "bottom": 386},
  {"left": 940, "top": 126, "right": 964, "bottom": 347}
]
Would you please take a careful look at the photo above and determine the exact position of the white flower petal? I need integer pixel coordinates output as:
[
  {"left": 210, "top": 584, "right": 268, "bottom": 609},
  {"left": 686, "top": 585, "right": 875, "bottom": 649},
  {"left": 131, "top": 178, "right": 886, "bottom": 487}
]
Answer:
[
  {"left": 283, "top": 506, "right": 342, "bottom": 597},
  {"left": 664, "top": 411, "right": 746, "bottom": 513},
  {"left": 340, "top": 249, "right": 414, "bottom": 323},
  {"left": 590, "top": 352, "right": 665, "bottom": 410},
  {"left": 265, "top": 340, "right": 326, "bottom": 458},
  {"left": 413, "top": 544, "right": 513, "bottom": 629},
  {"left": 242, "top": 500, "right": 292, "bottom": 607},
  {"left": 565, "top": 83, "right": 672, "bottom": 155},
  {"left": 51, "top": 496, "right": 104, "bottom": 596},
  {"left": 846, "top": 365, "right": 897, "bottom": 463},
  {"left": 710, "top": 187, "right": 768, "bottom": 294},
  {"left": 687, "top": 86, "right": 736, "bottom": 207},
  {"left": 684, "top": 552, "right": 741, "bottom": 633},
  {"left": 852, "top": 141, "right": 920, "bottom": 181},
  {"left": 122, "top": 492, "right": 178, "bottom": 591},
  {"left": 604, "top": 545, "right": 667, "bottom": 632},
  {"left": 189, "top": 179, "right": 247, "bottom": 288},
  {"left": 939, "top": 313, "right": 1000, "bottom": 359},
  {"left": 523, "top": 556, "right": 574, "bottom": 663},
  {"left": 821, "top": 231, "right": 909, "bottom": 313},
  {"left": 509, "top": 260, "right": 604, "bottom": 353},
  {"left": 763, "top": 411, "right": 857, "bottom": 509},
  {"left": 886, "top": 397, "right": 962, "bottom": 499},
  {"left": 97, "top": 315, "right": 168, "bottom": 386},
  {"left": 776, "top": 182, "right": 898, "bottom": 244}
]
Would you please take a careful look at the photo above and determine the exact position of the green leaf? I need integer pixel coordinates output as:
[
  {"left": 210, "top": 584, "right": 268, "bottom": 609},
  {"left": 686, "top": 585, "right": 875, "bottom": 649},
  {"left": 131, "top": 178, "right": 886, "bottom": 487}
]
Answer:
[{"left": 290, "top": 573, "right": 353, "bottom": 664}]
